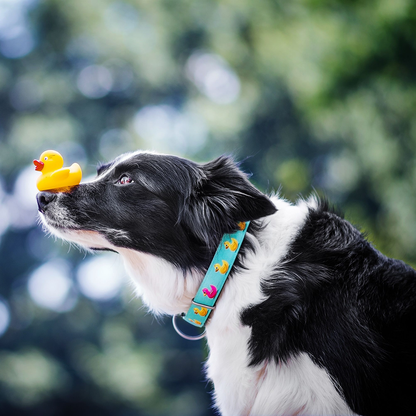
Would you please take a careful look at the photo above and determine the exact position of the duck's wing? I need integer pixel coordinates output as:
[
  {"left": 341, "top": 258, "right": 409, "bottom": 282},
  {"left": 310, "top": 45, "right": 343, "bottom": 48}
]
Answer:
[{"left": 51, "top": 168, "right": 70, "bottom": 181}]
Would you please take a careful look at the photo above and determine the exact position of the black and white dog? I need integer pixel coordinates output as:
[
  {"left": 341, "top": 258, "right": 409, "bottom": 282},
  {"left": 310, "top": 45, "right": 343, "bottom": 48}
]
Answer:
[{"left": 36, "top": 151, "right": 416, "bottom": 416}]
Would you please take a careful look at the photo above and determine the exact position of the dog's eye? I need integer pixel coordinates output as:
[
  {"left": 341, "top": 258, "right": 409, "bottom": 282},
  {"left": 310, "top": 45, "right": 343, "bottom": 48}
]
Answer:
[{"left": 117, "top": 175, "right": 134, "bottom": 185}]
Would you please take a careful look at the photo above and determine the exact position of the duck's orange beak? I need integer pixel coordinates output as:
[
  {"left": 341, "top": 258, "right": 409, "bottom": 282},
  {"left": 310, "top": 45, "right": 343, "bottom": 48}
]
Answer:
[{"left": 33, "top": 159, "right": 44, "bottom": 171}]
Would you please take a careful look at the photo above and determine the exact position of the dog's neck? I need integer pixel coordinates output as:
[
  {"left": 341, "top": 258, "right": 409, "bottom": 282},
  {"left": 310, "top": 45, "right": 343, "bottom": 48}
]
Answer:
[
  {"left": 118, "top": 196, "right": 313, "bottom": 321},
  {"left": 118, "top": 225, "right": 255, "bottom": 319},
  {"left": 118, "top": 247, "right": 204, "bottom": 316}
]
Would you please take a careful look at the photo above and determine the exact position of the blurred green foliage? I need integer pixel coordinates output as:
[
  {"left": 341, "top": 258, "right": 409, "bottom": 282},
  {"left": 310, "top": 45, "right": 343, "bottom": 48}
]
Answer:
[{"left": 0, "top": 0, "right": 416, "bottom": 414}]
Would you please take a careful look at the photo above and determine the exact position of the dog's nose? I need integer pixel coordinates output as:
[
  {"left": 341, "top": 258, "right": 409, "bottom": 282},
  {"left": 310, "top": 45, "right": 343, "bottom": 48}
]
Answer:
[{"left": 36, "top": 192, "right": 57, "bottom": 213}]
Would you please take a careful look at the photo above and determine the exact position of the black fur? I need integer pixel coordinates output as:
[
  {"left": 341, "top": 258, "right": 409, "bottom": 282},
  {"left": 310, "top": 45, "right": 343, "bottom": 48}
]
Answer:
[{"left": 242, "top": 200, "right": 416, "bottom": 415}]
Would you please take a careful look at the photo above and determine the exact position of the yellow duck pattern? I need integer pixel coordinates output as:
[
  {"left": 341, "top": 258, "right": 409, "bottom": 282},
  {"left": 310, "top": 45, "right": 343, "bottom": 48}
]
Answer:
[
  {"left": 34, "top": 150, "right": 82, "bottom": 192},
  {"left": 224, "top": 237, "right": 239, "bottom": 252},
  {"left": 193, "top": 307, "right": 208, "bottom": 316},
  {"left": 214, "top": 260, "right": 229, "bottom": 274}
]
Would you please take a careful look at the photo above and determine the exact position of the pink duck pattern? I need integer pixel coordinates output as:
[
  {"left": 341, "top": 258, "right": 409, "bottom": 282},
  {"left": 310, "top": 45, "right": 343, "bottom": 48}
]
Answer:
[{"left": 202, "top": 285, "right": 217, "bottom": 299}]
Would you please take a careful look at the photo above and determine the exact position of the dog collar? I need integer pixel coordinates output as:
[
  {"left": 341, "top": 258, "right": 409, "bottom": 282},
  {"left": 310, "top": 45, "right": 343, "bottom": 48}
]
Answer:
[{"left": 172, "top": 221, "right": 250, "bottom": 340}]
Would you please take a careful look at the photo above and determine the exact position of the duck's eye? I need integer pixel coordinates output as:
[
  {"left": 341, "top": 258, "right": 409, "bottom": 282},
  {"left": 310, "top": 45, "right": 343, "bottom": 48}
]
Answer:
[
  {"left": 44, "top": 157, "right": 48, "bottom": 161},
  {"left": 117, "top": 175, "right": 133, "bottom": 185}
]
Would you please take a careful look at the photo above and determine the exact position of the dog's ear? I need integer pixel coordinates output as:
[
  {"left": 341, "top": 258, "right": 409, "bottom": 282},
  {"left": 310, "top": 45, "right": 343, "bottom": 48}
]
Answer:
[{"left": 179, "top": 156, "right": 277, "bottom": 247}]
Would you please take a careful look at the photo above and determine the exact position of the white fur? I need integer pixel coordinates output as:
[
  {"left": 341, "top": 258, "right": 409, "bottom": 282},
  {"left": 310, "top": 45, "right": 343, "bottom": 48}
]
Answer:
[
  {"left": 88, "top": 150, "right": 165, "bottom": 183},
  {"left": 89, "top": 151, "right": 144, "bottom": 182},
  {"left": 118, "top": 248, "right": 203, "bottom": 316},
  {"left": 41, "top": 194, "right": 357, "bottom": 416},
  {"left": 248, "top": 353, "right": 355, "bottom": 416}
]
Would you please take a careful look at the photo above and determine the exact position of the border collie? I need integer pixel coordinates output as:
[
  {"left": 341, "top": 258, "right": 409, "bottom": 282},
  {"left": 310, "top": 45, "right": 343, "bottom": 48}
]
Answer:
[{"left": 36, "top": 151, "right": 416, "bottom": 416}]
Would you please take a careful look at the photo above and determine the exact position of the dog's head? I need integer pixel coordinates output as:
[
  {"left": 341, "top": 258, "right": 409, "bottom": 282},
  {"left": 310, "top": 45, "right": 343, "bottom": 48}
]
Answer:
[{"left": 37, "top": 152, "right": 276, "bottom": 271}]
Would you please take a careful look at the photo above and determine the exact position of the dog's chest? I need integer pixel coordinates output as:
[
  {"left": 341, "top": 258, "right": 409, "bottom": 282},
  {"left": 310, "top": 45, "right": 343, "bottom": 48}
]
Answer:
[{"left": 205, "top": 326, "right": 356, "bottom": 416}]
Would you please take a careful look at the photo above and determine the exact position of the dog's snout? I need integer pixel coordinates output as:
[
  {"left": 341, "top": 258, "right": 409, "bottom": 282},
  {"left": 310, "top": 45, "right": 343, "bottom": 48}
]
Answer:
[{"left": 36, "top": 192, "right": 57, "bottom": 213}]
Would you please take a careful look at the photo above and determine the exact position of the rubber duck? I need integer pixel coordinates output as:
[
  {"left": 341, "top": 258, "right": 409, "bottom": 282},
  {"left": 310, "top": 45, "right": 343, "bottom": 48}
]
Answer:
[
  {"left": 224, "top": 238, "right": 239, "bottom": 252},
  {"left": 34, "top": 150, "right": 82, "bottom": 192},
  {"left": 214, "top": 260, "right": 229, "bottom": 275},
  {"left": 189, "top": 318, "right": 202, "bottom": 326},
  {"left": 202, "top": 285, "right": 217, "bottom": 299},
  {"left": 194, "top": 307, "right": 208, "bottom": 317}
]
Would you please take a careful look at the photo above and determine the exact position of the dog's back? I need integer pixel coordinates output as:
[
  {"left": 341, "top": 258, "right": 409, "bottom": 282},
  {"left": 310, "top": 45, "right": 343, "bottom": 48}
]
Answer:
[{"left": 241, "top": 200, "right": 416, "bottom": 415}]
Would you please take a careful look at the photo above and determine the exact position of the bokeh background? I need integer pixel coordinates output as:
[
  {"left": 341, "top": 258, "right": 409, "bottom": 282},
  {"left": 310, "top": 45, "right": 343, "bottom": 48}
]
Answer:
[{"left": 1, "top": 0, "right": 416, "bottom": 415}]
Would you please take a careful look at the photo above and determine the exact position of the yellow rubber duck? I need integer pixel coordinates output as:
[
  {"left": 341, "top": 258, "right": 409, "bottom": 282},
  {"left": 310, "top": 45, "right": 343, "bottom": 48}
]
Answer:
[
  {"left": 214, "top": 260, "right": 229, "bottom": 275},
  {"left": 34, "top": 150, "right": 82, "bottom": 192},
  {"left": 224, "top": 238, "right": 239, "bottom": 252}
]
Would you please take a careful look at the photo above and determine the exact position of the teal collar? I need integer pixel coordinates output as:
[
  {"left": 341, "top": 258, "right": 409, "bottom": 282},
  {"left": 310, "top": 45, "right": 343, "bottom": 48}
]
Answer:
[{"left": 173, "top": 221, "right": 250, "bottom": 340}]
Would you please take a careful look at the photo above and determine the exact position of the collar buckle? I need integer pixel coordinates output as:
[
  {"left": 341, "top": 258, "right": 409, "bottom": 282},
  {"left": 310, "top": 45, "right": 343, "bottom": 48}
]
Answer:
[
  {"left": 191, "top": 299, "right": 215, "bottom": 310},
  {"left": 172, "top": 314, "right": 206, "bottom": 341}
]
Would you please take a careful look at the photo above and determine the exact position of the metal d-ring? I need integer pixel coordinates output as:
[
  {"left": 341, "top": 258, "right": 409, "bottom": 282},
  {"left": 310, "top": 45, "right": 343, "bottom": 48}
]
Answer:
[{"left": 172, "top": 314, "right": 206, "bottom": 341}]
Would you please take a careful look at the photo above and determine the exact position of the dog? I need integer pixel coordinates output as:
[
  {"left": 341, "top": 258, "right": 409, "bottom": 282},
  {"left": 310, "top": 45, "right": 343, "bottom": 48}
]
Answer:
[{"left": 36, "top": 151, "right": 416, "bottom": 416}]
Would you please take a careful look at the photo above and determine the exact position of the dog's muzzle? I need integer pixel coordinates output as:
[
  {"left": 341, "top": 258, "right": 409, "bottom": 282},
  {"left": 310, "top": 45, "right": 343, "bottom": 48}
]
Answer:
[{"left": 36, "top": 191, "right": 57, "bottom": 214}]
